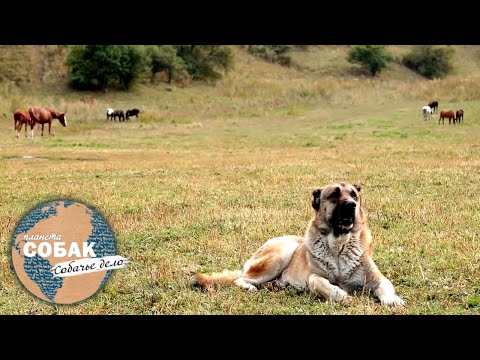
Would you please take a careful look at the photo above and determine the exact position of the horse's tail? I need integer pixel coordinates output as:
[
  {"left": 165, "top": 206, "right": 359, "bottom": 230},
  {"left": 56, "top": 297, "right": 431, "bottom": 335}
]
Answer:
[
  {"left": 28, "top": 108, "right": 36, "bottom": 121},
  {"left": 191, "top": 269, "right": 243, "bottom": 291},
  {"left": 13, "top": 111, "right": 23, "bottom": 130}
]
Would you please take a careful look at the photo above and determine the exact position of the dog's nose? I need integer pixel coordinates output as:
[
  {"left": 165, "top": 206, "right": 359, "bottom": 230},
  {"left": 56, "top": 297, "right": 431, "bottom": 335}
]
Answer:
[{"left": 343, "top": 200, "right": 356, "bottom": 211}]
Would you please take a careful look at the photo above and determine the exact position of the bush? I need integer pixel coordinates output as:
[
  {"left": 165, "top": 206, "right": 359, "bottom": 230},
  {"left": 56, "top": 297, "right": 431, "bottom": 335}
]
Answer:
[
  {"left": 66, "top": 45, "right": 233, "bottom": 89},
  {"left": 174, "top": 45, "right": 234, "bottom": 82},
  {"left": 248, "top": 45, "right": 293, "bottom": 66},
  {"left": 402, "top": 46, "right": 455, "bottom": 79},
  {"left": 115, "top": 46, "right": 145, "bottom": 89},
  {"left": 66, "top": 45, "right": 144, "bottom": 91},
  {"left": 347, "top": 45, "right": 393, "bottom": 76},
  {"left": 145, "top": 45, "right": 188, "bottom": 84}
]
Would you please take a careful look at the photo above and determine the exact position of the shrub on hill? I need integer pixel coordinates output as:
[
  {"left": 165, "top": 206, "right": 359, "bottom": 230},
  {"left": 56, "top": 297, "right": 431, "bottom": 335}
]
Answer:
[
  {"left": 248, "top": 45, "right": 293, "bottom": 67},
  {"left": 173, "top": 45, "right": 234, "bottom": 82},
  {"left": 145, "top": 45, "right": 188, "bottom": 84},
  {"left": 402, "top": 45, "right": 455, "bottom": 79},
  {"left": 347, "top": 45, "right": 393, "bottom": 77},
  {"left": 66, "top": 45, "right": 144, "bottom": 91}
]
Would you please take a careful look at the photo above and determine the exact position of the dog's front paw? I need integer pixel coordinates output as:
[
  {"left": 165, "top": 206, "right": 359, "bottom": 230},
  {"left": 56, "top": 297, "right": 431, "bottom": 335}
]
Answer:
[
  {"left": 330, "top": 288, "right": 352, "bottom": 303},
  {"left": 380, "top": 294, "right": 405, "bottom": 307}
]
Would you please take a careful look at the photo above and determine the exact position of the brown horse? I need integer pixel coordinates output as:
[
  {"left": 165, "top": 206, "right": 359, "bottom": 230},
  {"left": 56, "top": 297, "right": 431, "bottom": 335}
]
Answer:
[
  {"left": 13, "top": 110, "right": 31, "bottom": 138},
  {"left": 455, "top": 109, "right": 464, "bottom": 124},
  {"left": 28, "top": 107, "right": 67, "bottom": 138},
  {"left": 428, "top": 100, "right": 439, "bottom": 114},
  {"left": 439, "top": 109, "right": 455, "bottom": 125}
]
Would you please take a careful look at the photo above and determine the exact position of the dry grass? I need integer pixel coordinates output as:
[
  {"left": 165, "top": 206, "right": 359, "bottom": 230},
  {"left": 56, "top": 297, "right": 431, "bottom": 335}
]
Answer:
[{"left": 0, "top": 46, "right": 479, "bottom": 314}]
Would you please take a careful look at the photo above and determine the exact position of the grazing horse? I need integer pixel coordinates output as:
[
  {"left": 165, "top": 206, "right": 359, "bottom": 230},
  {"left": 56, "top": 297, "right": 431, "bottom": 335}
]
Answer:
[
  {"left": 428, "top": 100, "right": 438, "bottom": 114},
  {"left": 455, "top": 109, "right": 464, "bottom": 124},
  {"left": 13, "top": 110, "right": 31, "bottom": 138},
  {"left": 111, "top": 110, "right": 125, "bottom": 122},
  {"left": 422, "top": 105, "right": 432, "bottom": 120},
  {"left": 28, "top": 107, "right": 67, "bottom": 138},
  {"left": 125, "top": 108, "right": 140, "bottom": 121},
  {"left": 106, "top": 108, "right": 114, "bottom": 120},
  {"left": 438, "top": 109, "right": 455, "bottom": 125}
]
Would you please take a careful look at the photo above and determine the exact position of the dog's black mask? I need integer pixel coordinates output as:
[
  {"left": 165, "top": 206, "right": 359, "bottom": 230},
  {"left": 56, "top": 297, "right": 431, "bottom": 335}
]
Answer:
[{"left": 330, "top": 200, "right": 357, "bottom": 234}]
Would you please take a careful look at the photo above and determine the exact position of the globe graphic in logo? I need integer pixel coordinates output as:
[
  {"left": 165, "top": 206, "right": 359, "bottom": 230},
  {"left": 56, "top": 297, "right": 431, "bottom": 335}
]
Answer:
[{"left": 11, "top": 200, "right": 116, "bottom": 304}]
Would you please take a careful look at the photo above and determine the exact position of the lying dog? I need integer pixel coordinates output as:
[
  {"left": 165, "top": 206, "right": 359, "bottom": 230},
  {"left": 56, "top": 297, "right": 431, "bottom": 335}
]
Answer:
[{"left": 193, "top": 182, "right": 404, "bottom": 307}]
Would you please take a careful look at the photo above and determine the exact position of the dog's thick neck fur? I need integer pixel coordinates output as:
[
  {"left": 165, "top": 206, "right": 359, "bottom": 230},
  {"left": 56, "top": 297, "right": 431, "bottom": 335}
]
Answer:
[
  {"left": 306, "top": 217, "right": 363, "bottom": 256},
  {"left": 304, "top": 210, "right": 367, "bottom": 284}
]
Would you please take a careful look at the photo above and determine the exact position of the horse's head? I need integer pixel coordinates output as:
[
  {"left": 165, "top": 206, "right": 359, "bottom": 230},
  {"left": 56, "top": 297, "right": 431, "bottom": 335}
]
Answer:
[{"left": 57, "top": 113, "right": 67, "bottom": 127}]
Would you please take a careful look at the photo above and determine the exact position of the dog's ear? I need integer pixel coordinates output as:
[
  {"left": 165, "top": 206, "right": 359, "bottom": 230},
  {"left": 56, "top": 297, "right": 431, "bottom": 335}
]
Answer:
[
  {"left": 312, "top": 188, "right": 323, "bottom": 211},
  {"left": 354, "top": 183, "right": 363, "bottom": 193}
]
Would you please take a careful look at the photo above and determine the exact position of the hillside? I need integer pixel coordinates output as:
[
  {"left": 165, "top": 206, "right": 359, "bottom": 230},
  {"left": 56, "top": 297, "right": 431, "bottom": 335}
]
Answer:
[
  {"left": 1, "top": 45, "right": 479, "bottom": 84},
  {"left": 1, "top": 45, "right": 480, "bottom": 121},
  {"left": 0, "top": 45, "right": 69, "bottom": 86},
  {"left": 290, "top": 45, "right": 480, "bottom": 78}
]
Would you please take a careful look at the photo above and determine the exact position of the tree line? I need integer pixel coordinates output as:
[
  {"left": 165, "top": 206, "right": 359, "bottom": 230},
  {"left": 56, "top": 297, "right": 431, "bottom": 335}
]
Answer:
[
  {"left": 67, "top": 45, "right": 235, "bottom": 91},
  {"left": 66, "top": 45, "right": 456, "bottom": 91},
  {"left": 347, "top": 45, "right": 455, "bottom": 78}
]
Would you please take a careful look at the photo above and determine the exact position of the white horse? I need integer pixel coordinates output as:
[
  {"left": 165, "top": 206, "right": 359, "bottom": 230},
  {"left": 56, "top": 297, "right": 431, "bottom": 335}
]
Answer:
[
  {"left": 422, "top": 105, "right": 432, "bottom": 120},
  {"left": 106, "top": 108, "right": 114, "bottom": 120}
]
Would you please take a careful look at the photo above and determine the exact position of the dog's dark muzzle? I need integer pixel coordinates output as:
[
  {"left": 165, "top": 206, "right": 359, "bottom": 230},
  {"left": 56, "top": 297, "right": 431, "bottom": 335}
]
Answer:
[{"left": 332, "top": 200, "right": 357, "bottom": 227}]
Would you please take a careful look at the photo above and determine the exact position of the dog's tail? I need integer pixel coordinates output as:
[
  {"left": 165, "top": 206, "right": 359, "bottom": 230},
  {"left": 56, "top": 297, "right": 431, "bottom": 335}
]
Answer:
[{"left": 191, "top": 269, "right": 243, "bottom": 291}]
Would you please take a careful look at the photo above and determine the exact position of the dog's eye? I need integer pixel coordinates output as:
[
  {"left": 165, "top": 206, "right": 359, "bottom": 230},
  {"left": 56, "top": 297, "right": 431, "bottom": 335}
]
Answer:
[
  {"left": 350, "top": 190, "right": 357, "bottom": 199},
  {"left": 328, "top": 187, "right": 341, "bottom": 200}
]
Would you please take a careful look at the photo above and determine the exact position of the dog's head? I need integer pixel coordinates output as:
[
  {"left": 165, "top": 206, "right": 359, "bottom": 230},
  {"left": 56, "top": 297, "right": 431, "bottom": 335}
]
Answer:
[{"left": 312, "top": 182, "right": 363, "bottom": 234}]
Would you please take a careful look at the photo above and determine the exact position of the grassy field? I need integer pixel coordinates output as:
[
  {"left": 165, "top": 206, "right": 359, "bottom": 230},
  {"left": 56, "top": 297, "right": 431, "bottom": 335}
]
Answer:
[{"left": 0, "top": 46, "right": 479, "bottom": 314}]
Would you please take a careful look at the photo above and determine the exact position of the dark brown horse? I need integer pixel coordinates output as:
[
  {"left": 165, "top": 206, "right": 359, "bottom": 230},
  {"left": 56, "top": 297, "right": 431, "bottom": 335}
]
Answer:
[
  {"left": 428, "top": 100, "right": 439, "bottom": 114},
  {"left": 28, "top": 107, "right": 67, "bottom": 138},
  {"left": 13, "top": 110, "right": 31, "bottom": 138},
  {"left": 455, "top": 109, "right": 464, "bottom": 124},
  {"left": 125, "top": 108, "right": 140, "bottom": 121},
  {"left": 439, "top": 109, "right": 455, "bottom": 125}
]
